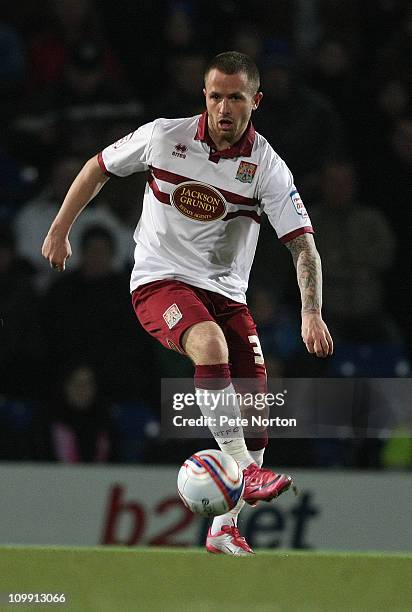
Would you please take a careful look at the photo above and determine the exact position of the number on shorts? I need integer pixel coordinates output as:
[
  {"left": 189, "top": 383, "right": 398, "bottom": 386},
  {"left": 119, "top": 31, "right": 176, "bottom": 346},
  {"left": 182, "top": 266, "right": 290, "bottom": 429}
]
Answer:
[{"left": 248, "top": 335, "right": 264, "bottom": 365}]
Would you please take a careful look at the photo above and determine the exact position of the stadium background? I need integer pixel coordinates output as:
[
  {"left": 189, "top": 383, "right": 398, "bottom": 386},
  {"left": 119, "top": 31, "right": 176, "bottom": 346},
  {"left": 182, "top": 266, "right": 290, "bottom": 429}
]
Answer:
[
  {"left": 1, "top": 0, "right": 411, "bottom": 468},
  {"left": 0, "top": 3, "right": 411, "bottom": 607}
]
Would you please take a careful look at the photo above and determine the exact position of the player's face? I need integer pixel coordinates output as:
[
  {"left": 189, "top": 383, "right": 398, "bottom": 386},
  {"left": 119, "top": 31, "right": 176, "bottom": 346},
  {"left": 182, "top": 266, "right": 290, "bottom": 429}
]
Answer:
[{"left": 204, "top": 69, "right": 263, "bottom": 148}]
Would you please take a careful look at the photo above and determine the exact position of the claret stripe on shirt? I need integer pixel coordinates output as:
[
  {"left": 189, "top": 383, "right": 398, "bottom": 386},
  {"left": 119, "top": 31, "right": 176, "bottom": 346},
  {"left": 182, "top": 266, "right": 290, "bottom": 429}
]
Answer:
[
  {"left": 147, "top": 172, "right": 170, "bottom": 204},
  {"left": 149, "top": 166, "right": 259, "bottom": 208},
  {"left": 224, "top": 210, "right": 261, "bottom": 224},
  {"left": 147, "top": 170, "right": 261, "bottom": 223}
]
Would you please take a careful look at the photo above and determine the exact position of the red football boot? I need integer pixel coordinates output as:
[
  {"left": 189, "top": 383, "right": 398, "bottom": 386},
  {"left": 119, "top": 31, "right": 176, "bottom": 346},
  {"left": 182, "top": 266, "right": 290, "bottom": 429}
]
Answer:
[
  {"left": 242, "top": 463, "right": 297, "bottom": 505},
  {"left": 206, "top": 524, "right": 255, "bottom": 556}
]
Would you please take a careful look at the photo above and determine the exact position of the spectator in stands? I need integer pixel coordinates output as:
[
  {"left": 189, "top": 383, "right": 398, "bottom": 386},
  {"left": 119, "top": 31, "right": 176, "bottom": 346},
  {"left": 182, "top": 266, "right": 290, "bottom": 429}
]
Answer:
[
  {"left": 0, "top": 224, "right": 43, "bottom": 397},
  {"left": 306, "top": 36, "right": 363, "bottom": 152},
  {"left": 253, "top": 51, "right": 344, "bottom": 195},
  {"left": 360, "top": 72, "right": 411, "bottom": 162},
  {"left": 14, "top": 155, "right": 134, "bottom": 288},
  {"left": 15, "top": 35, "right": 142, "bottom": 169},
  {"left": 364, "top": 117, "right": 412, "bottom": 351},
  {"left": 40, "top": 40, "right": 135, "bottom": 129},
  {"left": 311, "top": 159, "right": 397, "bottom": 342},
  {"left": 41, "top": 224, "right": 155, "bottom": 402},
  {"left": 48, "top": 363, "right": 112, "bottom": 463},
  {"left": 14, "top": 156, "right": 82, "bottom": 281},
  {"left": 26, "top": 0, "right": 123, "bottom": 93},
  {"left": 154, "top": 52, "right": 206, "bottom": 118},
  {"left": 163, "top": 1, "right": 197, "bottom": 53},
  {"left": 231, "top": 26, "right": 263, "bottom": 62}
]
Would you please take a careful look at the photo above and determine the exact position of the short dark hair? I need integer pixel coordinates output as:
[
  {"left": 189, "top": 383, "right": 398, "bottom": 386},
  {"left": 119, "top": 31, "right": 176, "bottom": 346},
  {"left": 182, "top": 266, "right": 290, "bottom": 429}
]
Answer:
[{"left": 204, "top": 51, "right": 260, "bottom": 93}]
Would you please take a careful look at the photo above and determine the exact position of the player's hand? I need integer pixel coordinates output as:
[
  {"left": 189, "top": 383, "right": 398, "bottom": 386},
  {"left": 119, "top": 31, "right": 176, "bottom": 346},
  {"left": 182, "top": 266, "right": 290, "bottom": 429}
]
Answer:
[
  {"left": 301, "top": 312, "right": 333, "bottom": 358},
  {"left": 41, "top": 231, "right": 72, "bottom": 272}
]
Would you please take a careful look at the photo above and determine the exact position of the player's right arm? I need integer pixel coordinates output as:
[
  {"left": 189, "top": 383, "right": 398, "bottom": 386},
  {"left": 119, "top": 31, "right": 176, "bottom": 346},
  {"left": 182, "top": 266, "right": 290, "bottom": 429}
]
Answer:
[
  {"left": 42, "top": 155, "right": 110, "bottom": 271},
  {"left": 43, "top": 121, "right": 156, "bottom": 271}
]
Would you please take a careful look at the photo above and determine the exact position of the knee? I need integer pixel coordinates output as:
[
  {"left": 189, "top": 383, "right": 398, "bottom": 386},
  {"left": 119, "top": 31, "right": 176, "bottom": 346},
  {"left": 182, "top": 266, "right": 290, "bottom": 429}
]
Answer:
[{"left": 182, "top": 321, "right": 228, "bottom": 364}]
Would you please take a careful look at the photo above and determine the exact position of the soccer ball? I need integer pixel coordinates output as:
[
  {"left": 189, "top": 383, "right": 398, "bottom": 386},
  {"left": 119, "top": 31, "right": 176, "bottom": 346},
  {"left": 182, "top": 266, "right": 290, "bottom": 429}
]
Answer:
[{"left": 177, "top": 449, "right": 244, "bottom": 517}]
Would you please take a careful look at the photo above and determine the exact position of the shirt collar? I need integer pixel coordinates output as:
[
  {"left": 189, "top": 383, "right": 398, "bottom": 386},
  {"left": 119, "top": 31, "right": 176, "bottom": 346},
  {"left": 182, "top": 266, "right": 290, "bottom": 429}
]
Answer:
[{"left": 194, "top": 111, "right": 255, "bottom": 161}]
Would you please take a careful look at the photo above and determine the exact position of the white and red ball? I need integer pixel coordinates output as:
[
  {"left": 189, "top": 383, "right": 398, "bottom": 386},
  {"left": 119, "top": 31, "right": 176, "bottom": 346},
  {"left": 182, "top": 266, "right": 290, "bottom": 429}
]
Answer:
[{"left": 177, "top": 449, "right": 244, "bottom": 517}]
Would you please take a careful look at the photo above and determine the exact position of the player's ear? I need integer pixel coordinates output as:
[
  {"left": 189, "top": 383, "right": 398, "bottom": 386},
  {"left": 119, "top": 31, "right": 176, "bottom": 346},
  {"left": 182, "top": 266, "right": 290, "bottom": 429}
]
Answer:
[
  {"left": 203, "top": 87, "right": 207, "bottom": 98},
  {"left": 252, "top": 91, "right": 263, "bottom": 111}
]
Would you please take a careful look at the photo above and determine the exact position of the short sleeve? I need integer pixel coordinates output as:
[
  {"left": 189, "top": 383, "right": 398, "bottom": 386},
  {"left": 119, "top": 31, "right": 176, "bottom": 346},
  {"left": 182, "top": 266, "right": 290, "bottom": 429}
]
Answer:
[
  {"left": 259, "top": 147, "right": 313, "bottom": 243},
  {"left": 98, "top": 120, "right": 156, "bottom": 177}
]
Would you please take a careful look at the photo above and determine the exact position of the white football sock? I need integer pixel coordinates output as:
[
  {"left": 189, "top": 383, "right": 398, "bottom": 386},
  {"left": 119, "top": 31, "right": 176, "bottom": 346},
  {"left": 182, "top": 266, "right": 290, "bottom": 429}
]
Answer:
[
  {"left": 196, "top": 383, "right": 253, "bottom": 470},
  {"left": 211, "top": 498, "right": 245, "bottom": 535},
  {"left": 248, "top": 447, "right": 265, "bottom": 468}
]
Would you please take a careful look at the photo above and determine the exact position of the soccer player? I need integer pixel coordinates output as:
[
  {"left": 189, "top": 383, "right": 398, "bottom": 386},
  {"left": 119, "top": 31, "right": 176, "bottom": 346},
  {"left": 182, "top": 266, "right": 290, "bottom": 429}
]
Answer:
[{"left": 42, "top": 52, "right": 333, "bottom": 555}]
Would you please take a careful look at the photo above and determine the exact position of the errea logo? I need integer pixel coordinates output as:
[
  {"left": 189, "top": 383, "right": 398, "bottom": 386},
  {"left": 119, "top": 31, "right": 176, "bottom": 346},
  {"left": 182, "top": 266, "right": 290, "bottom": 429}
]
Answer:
[{"left": 172, "top": 143, "right": 187, "bottom": 159}]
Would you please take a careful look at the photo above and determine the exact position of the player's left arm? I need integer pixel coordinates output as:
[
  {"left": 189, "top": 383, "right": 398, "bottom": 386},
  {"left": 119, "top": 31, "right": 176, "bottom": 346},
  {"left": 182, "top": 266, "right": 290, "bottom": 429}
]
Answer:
[{"left": 285, "top": 233, "right": 333, "bottom": 358}]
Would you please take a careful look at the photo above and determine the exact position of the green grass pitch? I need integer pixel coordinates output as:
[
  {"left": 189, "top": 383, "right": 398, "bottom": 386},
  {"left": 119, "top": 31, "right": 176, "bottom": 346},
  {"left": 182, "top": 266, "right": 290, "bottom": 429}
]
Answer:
[{"left": 0, "top": 546, "right": 411, "bottom": 612}]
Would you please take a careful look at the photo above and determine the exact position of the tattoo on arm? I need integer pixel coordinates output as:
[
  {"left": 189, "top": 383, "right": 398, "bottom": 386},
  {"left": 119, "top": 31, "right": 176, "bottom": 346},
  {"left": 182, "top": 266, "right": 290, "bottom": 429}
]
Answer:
[{"left": 285, "top": 234, "right": 322, "bottom": 314}]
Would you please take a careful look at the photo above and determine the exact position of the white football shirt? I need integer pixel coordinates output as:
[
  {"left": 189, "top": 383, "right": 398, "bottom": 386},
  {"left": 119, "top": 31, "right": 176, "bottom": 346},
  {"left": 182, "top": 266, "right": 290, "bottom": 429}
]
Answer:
[{"left": 99, "top": 113, "right": 313, "bottom": 303}]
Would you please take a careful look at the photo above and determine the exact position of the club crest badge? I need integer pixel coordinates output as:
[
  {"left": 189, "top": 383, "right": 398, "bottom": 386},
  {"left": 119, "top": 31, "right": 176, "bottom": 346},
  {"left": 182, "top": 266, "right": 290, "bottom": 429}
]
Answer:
[
  {"left": 163, "top": 303, "right": 182, "bottom": 329},
  {"left": 235, "top": 161, "right": 258, "bottom": 184}
]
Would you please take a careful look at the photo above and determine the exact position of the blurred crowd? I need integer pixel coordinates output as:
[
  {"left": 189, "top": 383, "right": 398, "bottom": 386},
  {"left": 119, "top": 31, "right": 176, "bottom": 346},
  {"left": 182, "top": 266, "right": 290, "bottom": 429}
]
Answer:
[{"left": 0, "top": 0, "right": 411, "bottom": 468}]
